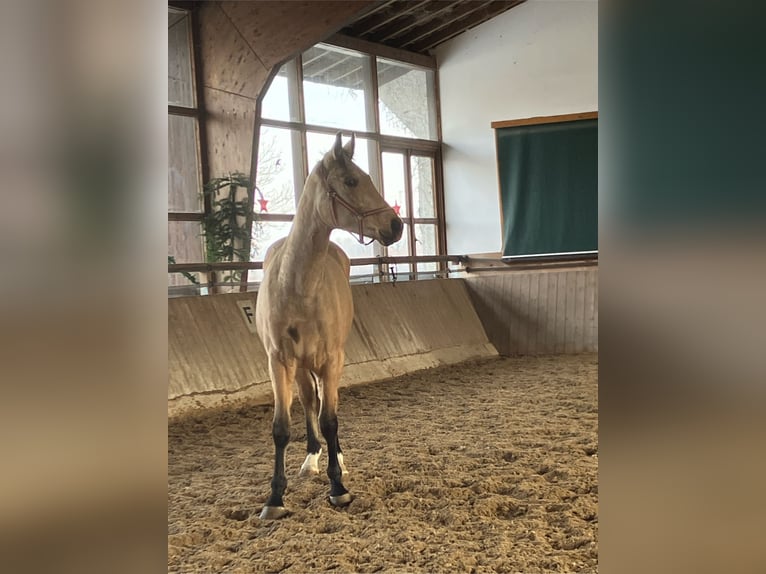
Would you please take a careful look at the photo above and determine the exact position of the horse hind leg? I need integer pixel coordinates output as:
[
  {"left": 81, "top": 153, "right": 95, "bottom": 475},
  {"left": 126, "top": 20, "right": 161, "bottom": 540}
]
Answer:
[
  {"left": 295, "top": 369, "right": 322, "bottom": 477},
  {"left": 319, "top": 356, "right": 352, "bottom": 507}
]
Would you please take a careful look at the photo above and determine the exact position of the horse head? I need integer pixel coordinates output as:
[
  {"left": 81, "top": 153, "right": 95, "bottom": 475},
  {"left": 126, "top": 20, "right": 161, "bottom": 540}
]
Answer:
[{"left": 317, "top": 132, "right": 403, "bottom": 246}]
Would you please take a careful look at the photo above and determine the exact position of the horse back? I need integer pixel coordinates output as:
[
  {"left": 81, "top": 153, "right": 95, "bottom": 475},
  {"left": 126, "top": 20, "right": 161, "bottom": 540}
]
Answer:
[{"left": 262, "top": 238, "right": 349, "bottom": 278}]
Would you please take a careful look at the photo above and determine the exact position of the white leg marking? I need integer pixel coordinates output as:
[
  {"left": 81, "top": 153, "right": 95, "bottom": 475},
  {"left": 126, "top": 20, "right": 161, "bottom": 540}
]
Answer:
[
  {"left": 338, "top": 452, "right": 348, "bottom": 476},
  {"left": 299, "top": 448, "right": 322, "bottom": 476}
]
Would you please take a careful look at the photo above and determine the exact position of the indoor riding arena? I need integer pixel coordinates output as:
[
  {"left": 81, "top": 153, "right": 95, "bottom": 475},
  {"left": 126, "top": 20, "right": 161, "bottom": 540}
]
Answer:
[
  {"left": 169, "top": 275, "right": 598, "bottom": 573},
  {"left": 169, "top": 1, "right": 597, "bottom": 572},
  {"left": 169, "top": 353, "right": 597, "bottom": 573}
]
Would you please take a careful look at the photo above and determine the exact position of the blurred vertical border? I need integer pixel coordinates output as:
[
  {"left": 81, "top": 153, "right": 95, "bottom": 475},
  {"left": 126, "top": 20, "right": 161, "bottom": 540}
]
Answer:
[
  {"left": 0, "top": 0, "right": 167, "bottom": 572},
  {"left": 600, "top": 0, "right": 766, "bottom": 572}
]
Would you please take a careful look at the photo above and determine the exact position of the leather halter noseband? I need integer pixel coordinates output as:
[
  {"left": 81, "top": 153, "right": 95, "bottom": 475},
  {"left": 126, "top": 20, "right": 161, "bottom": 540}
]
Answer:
[{"left": 318, "top": 163, "right": 392, "bottom": 245}]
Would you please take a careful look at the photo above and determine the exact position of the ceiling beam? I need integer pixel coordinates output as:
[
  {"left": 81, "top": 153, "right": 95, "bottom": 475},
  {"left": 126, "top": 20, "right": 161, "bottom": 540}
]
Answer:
[
  {"left": 377, "top": 0, "right": 466, "bottom": 49},
  {"left": 327, "top": 33, "right": 436, "bottom": 69},
  {"left": 350, "top": 0, "right": 412, "bottom": 36},
  {"left": 373, "top": 0, "right": 459, "bottom": 44},
  {"left": 409, "top": 0, "right": 525, "bottom": 52},
  {"left": 397, "top": 0, "right": 495, "bottom": 50}
]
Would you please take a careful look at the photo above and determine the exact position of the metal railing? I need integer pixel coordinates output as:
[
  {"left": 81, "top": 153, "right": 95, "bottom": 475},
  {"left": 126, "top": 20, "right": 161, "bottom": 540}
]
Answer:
[{"left": 168, "top": 254, "right": 598, "bottom": 297}]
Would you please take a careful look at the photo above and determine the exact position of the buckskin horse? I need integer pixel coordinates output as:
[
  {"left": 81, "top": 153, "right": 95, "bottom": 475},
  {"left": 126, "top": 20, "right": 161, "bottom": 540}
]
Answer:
[{"left": 255, "top": 132, "right": 403, "bottom": 519}]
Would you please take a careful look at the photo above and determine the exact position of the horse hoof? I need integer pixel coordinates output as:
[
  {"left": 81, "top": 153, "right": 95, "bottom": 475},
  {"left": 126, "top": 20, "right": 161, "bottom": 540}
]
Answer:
[
  {"left": 329, "top": 492, "right": 353, "bottom": 507},
  {"left": 259, "top": 505, "right": 289, "bottom": 520}
]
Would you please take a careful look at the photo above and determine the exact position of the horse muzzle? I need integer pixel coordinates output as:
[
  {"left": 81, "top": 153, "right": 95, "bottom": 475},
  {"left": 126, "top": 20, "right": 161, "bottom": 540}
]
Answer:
[{"left": 378, "top": 215, "right": 403, "bottom": 246}]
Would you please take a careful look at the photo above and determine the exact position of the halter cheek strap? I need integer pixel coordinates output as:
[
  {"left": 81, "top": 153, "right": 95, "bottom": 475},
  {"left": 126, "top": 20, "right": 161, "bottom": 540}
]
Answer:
[
  {"left": 317, "top": 162, "right": 391, "bottom": 245},
  {"left": 326, "top": 187, "right": 392, "bottom": 245}
]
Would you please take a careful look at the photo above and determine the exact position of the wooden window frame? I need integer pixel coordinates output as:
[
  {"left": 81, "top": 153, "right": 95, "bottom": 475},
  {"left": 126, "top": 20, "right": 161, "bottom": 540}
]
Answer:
[
  {"left": 254, "top": 38, "right": 447, "bottom": 279},
  {"left": 168, "top": 5, "right": 211, "bottom": 288}
]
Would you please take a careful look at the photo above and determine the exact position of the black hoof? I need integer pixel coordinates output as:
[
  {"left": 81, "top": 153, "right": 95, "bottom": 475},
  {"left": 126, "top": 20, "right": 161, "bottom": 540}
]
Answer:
[
  {"left": 329, "top": 492, "right": 353, "bottom": 507},
  {"left": 259, "top": 505, "right": 289, "bottom": 520}
]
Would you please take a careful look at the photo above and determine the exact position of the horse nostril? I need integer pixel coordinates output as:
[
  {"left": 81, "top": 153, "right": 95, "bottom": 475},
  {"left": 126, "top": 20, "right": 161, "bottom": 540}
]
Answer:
[{"left": 391, "top": 217, "right": 403, "bottom": 236}]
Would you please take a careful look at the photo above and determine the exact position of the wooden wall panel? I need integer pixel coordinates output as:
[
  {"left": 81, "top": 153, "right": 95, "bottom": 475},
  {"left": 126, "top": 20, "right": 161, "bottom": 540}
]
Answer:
[
  {"left": 587, "top": 269, "right": 598, "bottom": 350},
  {"left": 198, "top": 3, "right": 269, "bottom": 99},
  {"left": 203, "top": 87, "right": 257, "bottom": 178},
  {"left": 169, "top": 278, "right": 497, "bottom": 415},
  {"left": 464, "top": 267, "right": 598, "bottom": 356},
  {"left": 220, "top": 1, "right": 378, "bottom": 69}
]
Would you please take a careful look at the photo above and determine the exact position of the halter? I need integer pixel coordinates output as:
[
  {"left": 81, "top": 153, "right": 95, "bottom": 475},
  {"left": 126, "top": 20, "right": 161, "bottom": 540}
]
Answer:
[{"left": 318, "top": 163, "right": 392, "bottom": 245}]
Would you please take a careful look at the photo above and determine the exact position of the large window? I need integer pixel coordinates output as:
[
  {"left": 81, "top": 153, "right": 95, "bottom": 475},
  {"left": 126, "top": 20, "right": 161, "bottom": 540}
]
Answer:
[
  {"left": 168, "top": 6, "right": 205, "bottom": 289},
  {"left": 255, "top": 42, "right": 444, "bottom": 281}
]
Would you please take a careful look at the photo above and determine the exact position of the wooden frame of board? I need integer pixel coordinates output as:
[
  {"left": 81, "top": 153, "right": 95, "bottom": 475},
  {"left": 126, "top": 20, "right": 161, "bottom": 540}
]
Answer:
[{"left": 491, "top": 111, "right": 598, "bottom": 263}]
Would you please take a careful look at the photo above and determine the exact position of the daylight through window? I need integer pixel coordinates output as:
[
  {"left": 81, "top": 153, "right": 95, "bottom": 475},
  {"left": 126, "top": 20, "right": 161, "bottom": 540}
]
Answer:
[
  {"left": 168, "top": 6, "right": 205, "bottom": 291},
  {"left": 255, "top": 42, "right": 444, "bottom": 281}
]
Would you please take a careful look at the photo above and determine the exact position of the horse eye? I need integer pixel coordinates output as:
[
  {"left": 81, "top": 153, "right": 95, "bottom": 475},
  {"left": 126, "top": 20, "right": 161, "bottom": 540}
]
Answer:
[{"left": 344, "top": 177, "right": 358, "bottom": 188}]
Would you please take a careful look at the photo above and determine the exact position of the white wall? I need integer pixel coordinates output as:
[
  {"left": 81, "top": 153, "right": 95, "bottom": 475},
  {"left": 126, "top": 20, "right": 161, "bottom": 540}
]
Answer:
[{"left": 434, "top": 0, "right": 598, "bottom": 255}]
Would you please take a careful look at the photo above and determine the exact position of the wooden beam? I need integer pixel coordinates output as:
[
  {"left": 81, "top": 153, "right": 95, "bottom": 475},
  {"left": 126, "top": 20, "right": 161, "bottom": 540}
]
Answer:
[
  {"left": 369, "top": 0, "right": 432, "bottom": 42},
  {"left": 168, "top": 212, "right": 203, "bottom": 221},
  {"left": 350, "top": 0, "right": 410, "bottom": 36},
  {"left": 463, "top": 259, "right": 598, "bottom": 274},
  {"left": 491, "top": 111, "right": 598, "bottom": 129},
  {"left": 385, "top": 1, "right": 468, "bottom": 49},
  {"left": 399, "top": 0, "right": 494, "bottom": 50},
  {"left": 168, "top": 104, "right": 198, "bottom": 117},
  {"left": 168, "top": 255, "right": 596, "bottom": 278},
  {"left": 169, "top": 254, "right": 463, "bottom": 274},
  {"left": 375, "top": 0, "right": 462, "bottom": 45},
  {"left": 327, "top": 33, "right": 436, "bottom": 69},
  {"left": 410, "top": 0, "right": 523, "bottom": 52}
]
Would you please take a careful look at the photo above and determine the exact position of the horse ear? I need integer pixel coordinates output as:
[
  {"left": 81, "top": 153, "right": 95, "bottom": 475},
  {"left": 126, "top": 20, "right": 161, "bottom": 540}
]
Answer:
[
  {"left": 343, "top": 133, "right": 355, "bottom": 160},
  {"left": 332, "top": 132, "right": 345, "bottom": 164}
]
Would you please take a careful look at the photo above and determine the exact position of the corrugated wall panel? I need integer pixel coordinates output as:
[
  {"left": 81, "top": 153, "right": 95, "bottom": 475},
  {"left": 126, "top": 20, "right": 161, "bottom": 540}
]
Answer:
[
  {"left": 464, "top": 267, "right": 598, "bottom": 356},
  {"left": 169, "top": 278, "right": 496, "bottom": 416}
]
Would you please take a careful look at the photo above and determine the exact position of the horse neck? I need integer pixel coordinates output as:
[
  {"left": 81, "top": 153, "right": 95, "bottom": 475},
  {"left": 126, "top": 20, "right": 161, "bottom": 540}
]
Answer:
[{"left": 279, "top": 172, "right": 333, "bottom": 295}]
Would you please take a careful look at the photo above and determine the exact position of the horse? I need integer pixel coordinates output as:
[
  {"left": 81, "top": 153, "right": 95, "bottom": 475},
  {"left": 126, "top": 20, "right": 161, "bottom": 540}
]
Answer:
[{"left": 255, "top": 132, "right": 403, "bottom": 519}]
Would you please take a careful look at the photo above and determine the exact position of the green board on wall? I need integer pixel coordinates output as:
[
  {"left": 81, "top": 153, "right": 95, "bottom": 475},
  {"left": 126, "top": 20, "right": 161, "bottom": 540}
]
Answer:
[{"left": 495, "top": 115, "right": 598, "bottom": 258}]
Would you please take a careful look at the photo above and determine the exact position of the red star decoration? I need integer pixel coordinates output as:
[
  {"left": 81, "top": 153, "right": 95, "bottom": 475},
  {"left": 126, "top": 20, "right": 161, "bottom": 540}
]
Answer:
[
  {"left": 258, "top": 197, "right": 269, "bottom": 213},
  {"left": 392, "top": 201, "right": 401, "bottom": 216}
]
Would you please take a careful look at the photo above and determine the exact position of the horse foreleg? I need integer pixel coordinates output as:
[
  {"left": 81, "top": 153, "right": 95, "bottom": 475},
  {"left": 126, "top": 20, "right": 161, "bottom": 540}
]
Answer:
[
  {"left": 259, "top": 356, "right": 295, "bottom": 520},
  {"left": 319, "top": 356, "right": 352, "bottom": 507},
  {"left": 295, "top": 368, "right": 322, "bottom": 476}
]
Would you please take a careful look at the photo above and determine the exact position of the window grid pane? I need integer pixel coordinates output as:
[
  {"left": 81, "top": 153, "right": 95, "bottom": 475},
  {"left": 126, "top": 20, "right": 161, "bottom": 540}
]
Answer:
[
  {"left": 169, "top": 221, "right": 204, "bottom": 264},
  {"left": 381, "top": 152, "right": 407, "bottom": 217},
  {"left": 168, "top": 8, "right": 194, "bottom": 107},
  {"left": 414, "top": 223, "right": 438, "bottom": 274},
  {"left": 168, "top": 115, "right": 201, "bottom": 212},
  {"left": 410, "top": 155, "right": 435, "bottom": 218},
  {"left": 256, "top": 126, "right": 301, "bottom": 215},
  {"left": 302, "top": 44, "right": 371, "bottom": 131},
  {"left": 261, "top": 62, "right": 301, "bottom": 122},
  {"left": 377, "top": 58, "right": 436, "bottom": 140},
  {"left": 386, "top": 222, "right": 412, "bottom": 275}
]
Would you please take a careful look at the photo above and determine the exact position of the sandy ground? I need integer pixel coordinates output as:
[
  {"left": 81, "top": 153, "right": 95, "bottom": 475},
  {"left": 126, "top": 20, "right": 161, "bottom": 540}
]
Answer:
[{"left": 168, "top": 354, "right": 598, "bottom": 573}]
